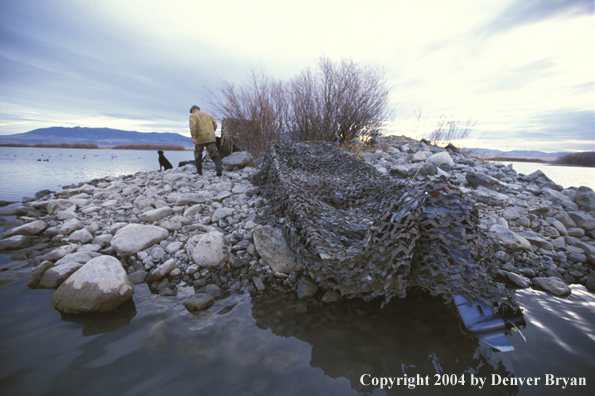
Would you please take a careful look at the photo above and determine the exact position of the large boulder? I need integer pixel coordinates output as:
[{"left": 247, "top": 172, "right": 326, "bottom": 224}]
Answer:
[
  {"left": 111, "top": 224, "right": 169, "bottom": 255},
  {"left": 426, "top": 152, "right": 454, "bottom": 171},
  {"left": 253, "top": 225, "right": 303, "bottom": 274},
  {"left": 531, "top": 277, "right": 571, "bottom": 297},
  {"left": 47, "top": 199, "right": 75, "bottom": 214},
  {"left": 466, "top": 171, "right": 505, "bottom": 191},
  {"left": 567, "top": 211, "right": 595, "bottom": 231},
  {"left": 38, "top": 263, "right": 83, "bottom": 289},
  {"left": 0, "top": 235, "right": 31, "bottom": 250},
  {"left": 139, "top": 206, "right": 173, "bottom": 223},
  {"left": 52, "top": 255, "right": 134, "bottom": 313},
  {"left": 221, "top": 151, "right": 255, "bottom": 170},
  {"left": 474, "top": 186, "right": 509, "bottom": 207},
  {"left": 191, "top": 232, "right": 231, "bottom": 268},
  {"left": 575, "top": 186, "right": 595, "bottom": 212},
  {"left": 541, "top": 188, "right": 579, "bottom": 211},
  {"left": 1, "top": 220, "right": 47, "bottom": 238},
  {"left": 488, "top": 225, "right": 531, "bottom": 250}
]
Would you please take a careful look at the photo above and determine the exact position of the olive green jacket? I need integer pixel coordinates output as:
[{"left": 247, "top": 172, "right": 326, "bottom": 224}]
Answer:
[{"left": 189, "top": 111, "right": 218, "bottom": 144}]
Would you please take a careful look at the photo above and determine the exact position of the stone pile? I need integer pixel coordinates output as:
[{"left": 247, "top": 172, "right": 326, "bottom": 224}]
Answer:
[{"left": 1, "top": 139, "right": 594, "bottom": 314}]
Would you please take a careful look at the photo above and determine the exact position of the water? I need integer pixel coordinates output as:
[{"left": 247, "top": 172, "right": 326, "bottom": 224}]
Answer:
[
  {"left": 0, "top": 274, "right": 594, "bottom": 396},
  {"left": 1, "top": 148, "right": 595, "bottom": 395},
  {"left": 0, "top": 147, "right": 195, "bottom": 202},
  {"left": 505, "top": 162, "right": 595, "bottom": 191}
]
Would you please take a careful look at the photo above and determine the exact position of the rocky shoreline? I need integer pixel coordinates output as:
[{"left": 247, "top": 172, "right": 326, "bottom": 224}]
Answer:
[{"left": 1, "top": 136, "right": 594, "bottom": 314}]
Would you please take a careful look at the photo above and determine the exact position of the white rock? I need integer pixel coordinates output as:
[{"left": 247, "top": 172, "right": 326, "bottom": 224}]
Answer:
[
  {"left": 59, "top": 218, "right": 83, "bottom": 235},
  {"left": 2, "top": 220, "right": 47, "bottom": 238},
  {"left": 191, "top": 232, "right": 231, "bottom": 268},
  {"left": 111, "top": 224, "right": 169, "bottom": 255},
  {"left": 253, "top": 225, "right": 303, "bottom": 273},
  {"left": 140, "top": 206, "right": 173, "bottom": 223},
  {"left": 69, "top": 228, "right": 94, "bottom": 244},
  {"left": 52, "top": 255, "right": 134, "bottom": 313},
  {"left": 488, "top": 225, "right": 531, "bottom": 250},
  {"left": 426, "top": 152, "right": 454, "bottom": 171}
]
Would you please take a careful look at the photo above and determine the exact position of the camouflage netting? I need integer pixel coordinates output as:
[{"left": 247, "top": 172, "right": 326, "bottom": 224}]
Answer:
[{"left": 253, "top": 142, "right": 517, "bottom": 311}]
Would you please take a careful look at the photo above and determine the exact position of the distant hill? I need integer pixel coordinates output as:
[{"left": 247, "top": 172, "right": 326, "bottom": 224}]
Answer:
[
  {"left": 0, "top": 126, "right": 194, "bottom": 148},
  {"left": 469, "top": 148, "right": 572, "bottom": 161}
]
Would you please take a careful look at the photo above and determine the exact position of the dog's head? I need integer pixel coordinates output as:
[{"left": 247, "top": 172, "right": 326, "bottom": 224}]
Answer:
[{"left": 157, "top": 151, "right": 164, "bottom": 155}]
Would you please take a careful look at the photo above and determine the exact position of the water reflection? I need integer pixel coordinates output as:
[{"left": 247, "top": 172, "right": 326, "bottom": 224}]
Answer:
[
  {"left": 251, "top": 290, "right": 520, "bottom": 395},
  {"left": 59, "top": 298, "right": 138, "bottom": 336}
]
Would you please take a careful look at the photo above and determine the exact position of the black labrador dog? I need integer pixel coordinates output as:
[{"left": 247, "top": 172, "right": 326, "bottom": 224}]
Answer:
[{"left": 157, "top": 151, "right": 173, "bottom": 170}]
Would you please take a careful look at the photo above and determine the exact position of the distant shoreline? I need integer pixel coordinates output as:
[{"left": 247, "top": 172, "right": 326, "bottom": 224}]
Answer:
[{"left": 0, "top": 143, "right": 191, "bottom": 151}]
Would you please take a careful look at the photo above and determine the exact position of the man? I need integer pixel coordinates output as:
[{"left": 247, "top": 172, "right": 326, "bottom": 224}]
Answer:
[{"left": 189, "top": 105, "right": 224, "bottom": 176}]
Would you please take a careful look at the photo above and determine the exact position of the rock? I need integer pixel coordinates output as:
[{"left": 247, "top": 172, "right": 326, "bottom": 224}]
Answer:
[
  {"left": 69, "top": 228, "right": 94, "bottom": 244},
  {"left": 531, "top": 277, "right": 571, "bottom": 297},
  {"left": 541, "top": 188, "right": 579, "bottom": 211},
  {"left": 567, "top": 211, "right": 595, "bottom": 231},
  {"left": 27, "top": 260, "right": 55, "bottom": 288},
  {"left": 52, "top": 255, "right": 134, "bottom": 313},
  {"left": 146, "top": 258, "right": 177, "bottom": 282},
  {"left": 466, "top": 172, "right": 504, "bottom": 191},
  {"left": 191, "top": 232, "right": 231, "bottom": 268},
  {"left": 212, "top": 207, "right": 234, "bottom": 222},
  {"left": 55, "top": 251, "right": 100, "bottom": 266},
  {"left": 411, "top": 151, "right": 427, "bottom": 162},
  {"left": 222, "top": 151, "right": 255, "bottom": 170},
  {"left": 489, "top": 225, "right": 531, "bottom": 250},
  {"left": 321, "top": 290, "right": 341, "bottom": 303},
  {"left": 0, "top": 235, "right": 31, "bottom": 250},
  {"left": 418, "top": 162, "right": 437, "bottom": 177},
  {"left": 474, "top": 186, "right": 509, "bottom": 207},
  {"left": 40, "top": 244, "right": 78, "bottom": 261},
  {"left": 575, "top": 186, "right": 595, "bottom": 212},
  {"left": 567, "top": 228, "right": 585, "bottom": 238},
  {"left": 553, "top": 212, "right": 577, "bottom": 228},
  {"left": 167, "top": 192, "right": 209, "bottom": 205},
  {"left": 1, "top": 220, "right": 47, "bottom": 238},
  {"left": 59, "top": 218, "right": 83, "bottom": 235},
  {"left": 253, "top": 225, "right": 303, "bottom": 274},
  {"left": 253, "top": 277, "right": 266, "bottom": 291},
  {"left": 297, "top": 278, "right": 317, "bottom": 299},
  {"left": 139, "top": 206, "right": 173, "bottom": 223},
  {"left": 47, "top": 199, "right": 75, "bottom": 214},
  {"left": 502, "top": 206, "right": 528, "bottom": 221},
  {"left": 501, "top": 271, "right": 530, "bottom": 288},
  {"left": 527, "top": 170, "right": 555, "bottom": 185},
  {"left": 426, "top": 152, "right": 454, "bottom": 171},
  {"left": 128, "top": 270, "right": 149, "bottom": 284},
  {"left": 517, "top": 231, "right": 553, "bottom": 250},
  {"left": 111, "top": 224, "right": 169, "bottom": 255},
  {"left": 183, "top": 293, "right": 215, "bottom": 312},
  {"left": 205, "top": 284, "right": 224, "bottom": 298},
  {"left": 38, "top": 263, "right": 83, "bottom": 289}
]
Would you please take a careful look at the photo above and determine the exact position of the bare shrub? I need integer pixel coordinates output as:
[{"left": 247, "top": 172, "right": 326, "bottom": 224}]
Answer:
[
  {"left": 208, "top": 57, "right": 393, "bottom": 155},
  {"left": 209, "top": 67, "right": 288, "bottom": 156},
  {"left": 429, "top": 115, "right": 476, "bottom": 148}
]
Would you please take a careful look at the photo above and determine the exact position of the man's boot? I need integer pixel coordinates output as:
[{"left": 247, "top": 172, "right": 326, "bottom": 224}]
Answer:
[
  {"left": 195, "top": 159, "right": 202, "bottom": 175},
  {"left": 214, "top": 159, "right": 223, "bottom": 177}
]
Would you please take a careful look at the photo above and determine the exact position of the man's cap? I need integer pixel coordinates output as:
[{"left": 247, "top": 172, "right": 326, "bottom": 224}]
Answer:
[{"left": 190, "top": 105, "right": 200, "bottom": 113}]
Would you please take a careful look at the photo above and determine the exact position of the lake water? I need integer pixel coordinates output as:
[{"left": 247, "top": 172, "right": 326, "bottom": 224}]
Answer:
[
  {"left": 0, "top": 146, "right": 196, "bottom": 202},
  {"left": 1, "top": 147, "right": 595, "bottom": 395},
  {"left": 505, "top": 161, "right": 595, "bottom": 191}
]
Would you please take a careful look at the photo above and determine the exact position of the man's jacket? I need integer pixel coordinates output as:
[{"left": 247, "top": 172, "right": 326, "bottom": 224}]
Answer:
[{"left": 189, "top": 111, "right": 218, "bottom": 144}]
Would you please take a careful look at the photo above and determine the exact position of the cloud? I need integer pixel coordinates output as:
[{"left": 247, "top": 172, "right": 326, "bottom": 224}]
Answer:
[{"left": 0, "top": 0, "right": 593, "bottom": 152}]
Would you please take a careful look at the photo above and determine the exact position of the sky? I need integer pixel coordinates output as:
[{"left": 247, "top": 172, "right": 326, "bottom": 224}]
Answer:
[{"left": 0, "top": 0, "right": 593, "bottom": 152}]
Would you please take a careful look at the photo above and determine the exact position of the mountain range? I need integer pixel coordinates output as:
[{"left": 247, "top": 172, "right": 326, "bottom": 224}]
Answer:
[
  {"left": 0, "top": 126, "right": 195, "bottom": 148},
  {"left": 0, "top": 127, "right": 573, "bottom": 159}
]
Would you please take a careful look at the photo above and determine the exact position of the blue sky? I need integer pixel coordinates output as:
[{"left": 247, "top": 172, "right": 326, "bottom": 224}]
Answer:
[{"left": 0, "top": 0, "right": 593, "bottom": 152}]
